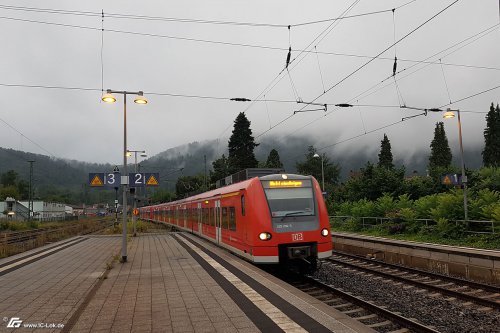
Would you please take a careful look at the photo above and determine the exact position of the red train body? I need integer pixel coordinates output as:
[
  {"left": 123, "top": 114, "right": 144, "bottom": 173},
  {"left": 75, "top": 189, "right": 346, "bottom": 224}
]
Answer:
[{"left": 139, "top": 173, "right": 332, "bottom": 270}]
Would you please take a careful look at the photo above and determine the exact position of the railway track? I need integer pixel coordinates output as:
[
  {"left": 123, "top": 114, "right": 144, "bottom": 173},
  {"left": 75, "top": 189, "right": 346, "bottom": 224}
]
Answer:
[
  {"left": 280, "top": 271, "right": 439, "bottom": 333},
  {"left": 327, "top": 252, "right": 500, "bottom": 311}
]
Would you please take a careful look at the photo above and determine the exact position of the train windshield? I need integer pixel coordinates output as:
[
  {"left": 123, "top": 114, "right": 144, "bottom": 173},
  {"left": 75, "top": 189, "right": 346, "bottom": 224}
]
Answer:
[{"left": 262, "top": 180, "right": 315, "bottom": 217}]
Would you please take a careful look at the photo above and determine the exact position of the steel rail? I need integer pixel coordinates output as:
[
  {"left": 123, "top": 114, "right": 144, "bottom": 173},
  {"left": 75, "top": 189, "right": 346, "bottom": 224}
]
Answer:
[
  {"left": 299, "top": 274, "right": 441, "bottom": 333},
  {"left": 332, "top": 251, "right": 500, "bottom": 293},
  {"left": 327, "top": 254, "right": 500, "bottom": 310}
]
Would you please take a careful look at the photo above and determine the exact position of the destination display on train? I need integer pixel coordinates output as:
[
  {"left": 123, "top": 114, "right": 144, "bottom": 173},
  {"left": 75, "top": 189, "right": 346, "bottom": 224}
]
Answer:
[
  {"left": 261, "top": 179, "right": 313, "bottom": 188},
  {"left": 269, "top": 180, "right": 303, "bottom": 187}
]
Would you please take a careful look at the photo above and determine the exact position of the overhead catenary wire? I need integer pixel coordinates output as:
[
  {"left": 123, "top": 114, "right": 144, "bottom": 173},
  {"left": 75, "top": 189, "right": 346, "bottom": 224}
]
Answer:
[
  {"left": 256, "top": 0, "right": 460, "bottom": 140},
  {"left": 214, "top": 0, "right": 363, "bottom": 141},
  {"left": 354, "top": 23, "right": 500, "bottom": 104},
  {"left": 315, "top": 46, "right": 326, "bottom": 93},
  {"left": 100, "top": 10, "right": 104, "bottom": 95},
  {"left": 439, "top": 58, "right": 453, "bottom": 104},
  {"left": 281, "top": 8, "right": 499, "bottom": 142},
  {"left": 0, "top": 4, "right": 401, "bottom": 29},
  {"left": 0, "top": 116, "right": 56, "bottom": 157},
  {"left": 0, "top": 13, "right": 496, "bottom": 73}
]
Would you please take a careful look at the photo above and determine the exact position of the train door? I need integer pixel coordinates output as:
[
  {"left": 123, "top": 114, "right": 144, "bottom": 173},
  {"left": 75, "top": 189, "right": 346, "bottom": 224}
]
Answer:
[
  {"left": 197, "top": 203, "right": 202, "bottom": 235},
  {"left": 183, "top": 205, "right": 187, "bottom": 228},
  {"left": 215, "top": 200, "right": 221, "bottom": 244}
]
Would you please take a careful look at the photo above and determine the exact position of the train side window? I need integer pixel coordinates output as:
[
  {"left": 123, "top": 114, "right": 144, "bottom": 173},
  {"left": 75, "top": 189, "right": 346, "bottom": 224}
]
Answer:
[
  {"left": 222, "top": 207, "right": 228, "bottom": 229},
  {"left": 229, "top": 207, "right": 236, "bottom": 231},
  {"left": 209, "top": 208, "right": 214, "bottom": 226},
  {"left": 241, "top": 195, "right": 245, "bottom": 216},
  {"left": 202, "top": 208, "right": 208, "bottom": 225}
]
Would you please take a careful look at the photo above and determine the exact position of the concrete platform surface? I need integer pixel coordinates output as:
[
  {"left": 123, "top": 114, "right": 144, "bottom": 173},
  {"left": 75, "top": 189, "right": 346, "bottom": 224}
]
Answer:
[{"left": 1, "top": 232, "right": 374, "bottom": 333}]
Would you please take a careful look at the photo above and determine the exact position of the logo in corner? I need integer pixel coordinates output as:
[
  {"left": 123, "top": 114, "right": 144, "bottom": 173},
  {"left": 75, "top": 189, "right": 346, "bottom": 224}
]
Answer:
[{"left": 7, "top": 317, "right": 22, "bottom": 328}]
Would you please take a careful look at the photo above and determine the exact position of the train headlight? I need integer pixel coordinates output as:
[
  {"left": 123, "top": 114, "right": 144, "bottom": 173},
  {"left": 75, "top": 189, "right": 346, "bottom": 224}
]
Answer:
[
  {"left": 321, "top": 228, "right": 329, "bottom": 237},
  {"left": 259, "top": 232, "right": 272, "bottom": 241}
]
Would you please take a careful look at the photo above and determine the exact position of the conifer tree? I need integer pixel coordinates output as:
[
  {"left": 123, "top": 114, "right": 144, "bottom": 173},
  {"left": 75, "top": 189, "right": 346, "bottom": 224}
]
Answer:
[
  {"left": 265, "top": 149, "right": 283, "bottom": 169},
  {"left": 296, "top": 146, "right": 340, "bottom": 185},
  {"left": 377, "top": 134, "right": 394, "bottom": 169},
  {"left": 482, "top": 103, "right": 500, "bottom": 167},
  {"left": 227, "top": 112, "right": 258, "bottom": 173},
  {"left": 429, "top": 122, "right": 452, "bottom": 170},
  {"left": 210, "top": 154, "right": 230, "bottom": 184}
]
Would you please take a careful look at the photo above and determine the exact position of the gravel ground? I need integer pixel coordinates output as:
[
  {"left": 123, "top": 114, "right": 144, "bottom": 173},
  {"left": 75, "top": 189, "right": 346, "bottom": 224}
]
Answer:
[{"left": 313, "top": 262, "right": 500, "bottom": 333}]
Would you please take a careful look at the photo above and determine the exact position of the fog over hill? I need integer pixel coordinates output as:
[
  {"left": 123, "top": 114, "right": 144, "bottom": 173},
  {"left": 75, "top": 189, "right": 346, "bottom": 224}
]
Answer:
[{"left": 1, "top": 134, "right": 483, "bottom": 193}]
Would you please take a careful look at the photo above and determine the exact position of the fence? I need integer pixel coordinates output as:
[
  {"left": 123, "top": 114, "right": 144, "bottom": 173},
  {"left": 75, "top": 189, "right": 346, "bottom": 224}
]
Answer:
[{"left": 330, "top": 216, "right": 498, "bottom": 234}]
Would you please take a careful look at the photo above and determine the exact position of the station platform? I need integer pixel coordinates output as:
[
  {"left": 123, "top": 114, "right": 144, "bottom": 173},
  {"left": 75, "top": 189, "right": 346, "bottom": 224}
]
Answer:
[
  {"left": 332, "top": 232, "right": 500, "bottom": 285},
  {"left": 0, "top": 232, "right": 374, "bottom": 333}
]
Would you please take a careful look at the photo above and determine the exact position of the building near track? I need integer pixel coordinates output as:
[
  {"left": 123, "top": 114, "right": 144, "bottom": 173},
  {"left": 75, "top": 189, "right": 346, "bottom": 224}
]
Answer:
[{"left": 0, "top": 197, "right": 72, "bottom": 221}]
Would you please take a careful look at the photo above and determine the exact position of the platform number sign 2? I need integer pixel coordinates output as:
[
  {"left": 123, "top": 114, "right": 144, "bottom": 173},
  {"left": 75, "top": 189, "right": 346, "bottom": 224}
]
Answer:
[
  {"left": 132, "top": 173, "right": 144, "bottom": 186},
  {"left": 129, "top": 173, "right": 160, "bottom": 187}
]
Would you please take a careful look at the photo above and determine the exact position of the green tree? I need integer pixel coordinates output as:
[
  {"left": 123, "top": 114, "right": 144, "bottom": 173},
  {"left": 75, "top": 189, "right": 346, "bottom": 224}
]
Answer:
[
  {"left": 210, "top": 154, "right": 230, "bottom": 185},
  {"left": 1, "top": 170, "right": 18, "bottom": 187},
  {"left": 343, "top": 162, "right": 405, "bottom": 201},
  {"left": 227, "top": 112, "right": 258, "bottom": 173},
  {"left": 429, "top": 122, "right": 452, "bottom": 174},
  {"left": 265, "top": 149, "right": 283, "bottom": 169},
  {"left": 482, "top": 103, "right": 500, "bottom": 167},
  {"left": 150, "top": 188, "right": 176, "bottom": 204},
  {"left": 0, "top": 185, "right": 20, "bottom": 200},
  {"left": 175, "top": 174, "right": 205, "bottom": 198},
  {"left": 17, "top": 180, "right": 29, "bottom": 200},
  {"left": 296, "top": 146, "right": 340, "bottom": 186},
  {"left": 378, "top": 134, "right": 394, "bottom": 169}
]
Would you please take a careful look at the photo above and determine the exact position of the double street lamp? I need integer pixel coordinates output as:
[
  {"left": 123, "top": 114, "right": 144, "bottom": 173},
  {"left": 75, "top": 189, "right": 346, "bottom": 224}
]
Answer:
[
  {"left": 443, "top": 108, "right": 468, "bottom": 222},
  {"left": 402, "top": 105, "right": 468, "bottom": 222},
  {"left": 313, "top": 153, "right": 325, "bottom": 193},
  {"left": 102, "top": 89, "right": 147, "bottom": 262}
]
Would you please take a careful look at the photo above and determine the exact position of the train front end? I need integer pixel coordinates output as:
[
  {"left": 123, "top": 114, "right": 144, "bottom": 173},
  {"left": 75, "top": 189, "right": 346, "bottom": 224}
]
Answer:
[{"left": 255, "top": 174, "right": 332, "bottom": 271}]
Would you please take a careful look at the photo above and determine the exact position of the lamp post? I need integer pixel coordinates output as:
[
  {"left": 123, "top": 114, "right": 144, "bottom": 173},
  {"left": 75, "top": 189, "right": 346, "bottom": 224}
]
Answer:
[
  {"left": 102, "top": 89, "right": 147, "bottom": 262},
  {"left": 313, "top": 153, "right": 325, "bottom": 193},
  {"left": 443, "top": 108, "right": 468, "bottom": 221},
  {"left": 112, "top": 166, "right": 120, "bottom": 227},
  {"left": 127, "top": 149, "right": 147, "bottom": 236}
]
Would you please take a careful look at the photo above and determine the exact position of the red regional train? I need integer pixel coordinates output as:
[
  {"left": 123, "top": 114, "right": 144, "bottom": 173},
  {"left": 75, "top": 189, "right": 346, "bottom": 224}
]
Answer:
[{"left": 139, "top": 173, "right": 332, "bottom": 271}]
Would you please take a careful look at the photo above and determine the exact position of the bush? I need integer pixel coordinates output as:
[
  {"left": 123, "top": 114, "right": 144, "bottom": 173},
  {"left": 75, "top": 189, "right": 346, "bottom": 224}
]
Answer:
[
  {"left": 436, "top": 218, "right": 466, "bottom": 239},
  {"left": 351, "top": 199, "right": 377, "bottom": 217},
  {"left": 469, "top": 189, "right": 499, "bottom": 220},
  {"left": 0, "top": 221, "right": 28, "bottom": 231},
  {"left": 414, "top": 194, "right": 438, "bottom": 219},
  {"left": 430, "top": 190, "right": 465, "bottom": 221},
  {"left": 375, "top": 194, "right": 396, "bottom": 216},
  {"left": 387, "top": 223, "right": 405, "bottom": 234},
  {"left": 342, "top": 217, "right": 363, "bottom": 231}
]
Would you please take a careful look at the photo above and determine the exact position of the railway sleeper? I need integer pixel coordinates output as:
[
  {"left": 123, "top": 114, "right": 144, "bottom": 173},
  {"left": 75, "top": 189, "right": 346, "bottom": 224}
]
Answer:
[
  {"left": 354, "top": 313, "right": 377, "bottom": 321},
  {"left": 367, "top": 320, "right": 392, "bottom": 328},
  {"left": 342, "top": 307, "right": 363, "bottom": 314},
  {"left": 332, "top": 302, "right": 352, "bottom": 309}
]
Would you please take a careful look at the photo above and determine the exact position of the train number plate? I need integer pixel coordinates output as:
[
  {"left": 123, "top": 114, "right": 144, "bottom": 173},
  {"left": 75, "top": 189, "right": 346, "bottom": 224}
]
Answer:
[{"left": 292, "top": 233, "right": 303, "bottom": 241}]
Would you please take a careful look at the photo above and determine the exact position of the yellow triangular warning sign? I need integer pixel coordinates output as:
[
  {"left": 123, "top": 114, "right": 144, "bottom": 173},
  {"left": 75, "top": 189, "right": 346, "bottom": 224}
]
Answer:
[
  {"left": 147, "top": 175, "right": 159, "bottom": 185},
  {"left": 443, "top": 175, "right": 451, "bottom": 185},
  {"left": 91, "top": 175, "right": 104, "bottom": 186}
]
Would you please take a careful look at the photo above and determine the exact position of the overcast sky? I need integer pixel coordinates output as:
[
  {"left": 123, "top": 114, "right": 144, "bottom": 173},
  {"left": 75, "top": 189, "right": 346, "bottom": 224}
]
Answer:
[{"left": 0, "top": 0, "right": 499, "bottom": 165}]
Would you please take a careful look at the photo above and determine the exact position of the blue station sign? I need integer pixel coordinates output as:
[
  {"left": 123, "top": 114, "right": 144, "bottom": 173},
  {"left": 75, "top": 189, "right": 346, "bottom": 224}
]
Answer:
[
  {"left": 129, "top": 173, "right": 160, "bottom": 187},
  {"left": 89, "top": 172, "right": 121, "bottom": 187}
]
